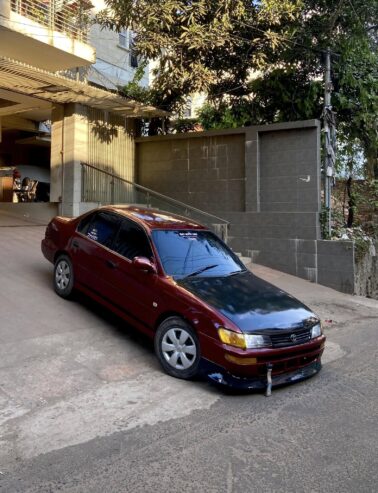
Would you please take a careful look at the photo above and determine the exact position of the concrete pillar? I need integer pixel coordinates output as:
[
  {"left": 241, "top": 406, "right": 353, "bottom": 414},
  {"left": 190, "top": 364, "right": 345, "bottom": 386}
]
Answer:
[
  {"left": 0, "top": 1, "right": 10, "bottom": 19},
  {"left": 245, "top": 128, "right": 259, "bottom": 212},
  {"left": 51, "top": 103, "right": 88, "bottom": 216},
  {"left": 50, "top": 104, "right": 64, "bottom": 205}
]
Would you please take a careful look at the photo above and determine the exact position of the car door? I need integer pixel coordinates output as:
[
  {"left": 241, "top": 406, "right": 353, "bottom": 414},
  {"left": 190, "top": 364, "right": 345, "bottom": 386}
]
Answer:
[
  {"left": 106, "top": 217, "right": 158, "bottom": 329},
  {"left": 70, "top": 211, "right": 121, "bottom": 298}
]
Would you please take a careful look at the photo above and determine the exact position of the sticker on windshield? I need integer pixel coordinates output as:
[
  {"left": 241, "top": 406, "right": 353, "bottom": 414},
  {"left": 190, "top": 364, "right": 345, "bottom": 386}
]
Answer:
[{"left": 178, "top": 232, "right": 198, "bottom": 239}]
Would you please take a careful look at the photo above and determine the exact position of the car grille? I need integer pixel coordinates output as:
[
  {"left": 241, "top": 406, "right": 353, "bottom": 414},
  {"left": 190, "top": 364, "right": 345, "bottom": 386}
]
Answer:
[{"left": 269, "top": 328, "right": 311, "bottom": 347}]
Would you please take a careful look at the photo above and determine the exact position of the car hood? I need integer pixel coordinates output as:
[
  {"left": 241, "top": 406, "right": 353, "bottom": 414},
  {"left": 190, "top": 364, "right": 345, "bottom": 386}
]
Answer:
[{"left": 177, "top": 270, "right": 317, "bottom": 332}]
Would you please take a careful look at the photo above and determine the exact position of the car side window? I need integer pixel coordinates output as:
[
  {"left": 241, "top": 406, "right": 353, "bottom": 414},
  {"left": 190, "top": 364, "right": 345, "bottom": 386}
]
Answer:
[
  {"left": 112, "top": 219, "right": 153, "bottom": 260},
  {"left": 84, "top": 212, "right": 119, "bottom": 248},
  {"left": 77, "top": 213, "right": 93, "bottom": 235}
]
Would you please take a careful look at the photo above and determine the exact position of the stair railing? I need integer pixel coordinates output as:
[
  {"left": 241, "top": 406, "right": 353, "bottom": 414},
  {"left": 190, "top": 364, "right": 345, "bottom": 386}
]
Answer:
[{"left": 81, "top": 162, "right": 229, "bottom": 242}]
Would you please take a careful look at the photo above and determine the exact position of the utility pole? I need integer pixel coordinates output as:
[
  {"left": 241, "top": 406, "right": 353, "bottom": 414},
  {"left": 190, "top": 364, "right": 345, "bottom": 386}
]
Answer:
[{"left": 322, "top": 47, "right": 336, "bottom": 237}]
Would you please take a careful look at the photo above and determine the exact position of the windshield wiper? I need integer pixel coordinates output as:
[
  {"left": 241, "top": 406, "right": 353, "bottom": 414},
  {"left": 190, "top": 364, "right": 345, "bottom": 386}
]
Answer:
[
  {"left": 183, "top": 264, "right": 219, "bottom": 279},
  {"left": 228, "top": 269, "right": 245, "bottom": 276}
]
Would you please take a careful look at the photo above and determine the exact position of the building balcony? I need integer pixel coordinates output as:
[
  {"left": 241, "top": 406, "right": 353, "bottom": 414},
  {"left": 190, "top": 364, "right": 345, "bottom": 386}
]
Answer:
[{"left": 0, "top": 0, "right": 95, "bottom": 71}]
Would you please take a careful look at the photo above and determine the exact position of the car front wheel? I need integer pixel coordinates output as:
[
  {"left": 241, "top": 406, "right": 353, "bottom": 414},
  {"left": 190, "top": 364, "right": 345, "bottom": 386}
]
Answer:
[
  {"left": 54, "top": 255, "right": 74, "bottom": 299},
  {"left": 155, "top": 317, "right": 201, "bottom": 379}
]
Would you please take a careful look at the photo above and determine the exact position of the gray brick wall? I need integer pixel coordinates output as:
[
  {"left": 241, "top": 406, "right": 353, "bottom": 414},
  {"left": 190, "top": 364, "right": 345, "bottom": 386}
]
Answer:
[
  {"left": 136, "top": 121, "right": 356, "bottom": 294},
  {"left": 137, "top": 133, "right": 245, "bottom": 213},
  {"left": 317, "top": 240, "right": 355, "bottom": 294},
  {"left": 259, "top": 129, "right": 320, "bottom": 213}
]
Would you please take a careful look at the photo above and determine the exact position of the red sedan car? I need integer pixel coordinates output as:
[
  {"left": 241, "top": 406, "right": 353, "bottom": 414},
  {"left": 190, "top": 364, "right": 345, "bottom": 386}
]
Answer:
[{"left": 41, "top": 206, "right": 326, "bottom": 391}]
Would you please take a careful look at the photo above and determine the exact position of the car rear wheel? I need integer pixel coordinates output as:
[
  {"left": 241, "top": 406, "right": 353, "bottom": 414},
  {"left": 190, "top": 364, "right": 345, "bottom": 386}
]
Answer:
[
  {"left": 54, "top": 255, "right": 74, "bottom": 299},
  {"left": 155, "top": 317, "right": 201, "bottom": 379}
]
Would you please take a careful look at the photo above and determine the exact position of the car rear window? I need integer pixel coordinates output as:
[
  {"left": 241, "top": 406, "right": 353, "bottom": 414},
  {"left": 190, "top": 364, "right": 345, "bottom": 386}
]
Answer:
[{"left": 83, "top": 212, "right": 119, "bottom": 248}]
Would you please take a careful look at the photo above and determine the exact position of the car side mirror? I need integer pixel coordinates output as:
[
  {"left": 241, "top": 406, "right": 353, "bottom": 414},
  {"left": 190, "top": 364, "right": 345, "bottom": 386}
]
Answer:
[{"left": 133, "top": 256, "right": 157, "bottom": 274}]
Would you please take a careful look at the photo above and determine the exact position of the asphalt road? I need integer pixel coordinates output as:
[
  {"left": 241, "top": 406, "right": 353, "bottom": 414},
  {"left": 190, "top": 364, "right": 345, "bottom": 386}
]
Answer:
[{"left": 0, "top": 220, "right": 377, "bottom": 493}]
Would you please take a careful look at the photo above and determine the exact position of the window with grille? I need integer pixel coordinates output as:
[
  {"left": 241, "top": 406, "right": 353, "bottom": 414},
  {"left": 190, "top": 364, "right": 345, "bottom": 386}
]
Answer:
[
  {"left": 118, "top": 29, "right": 139, "bottom": 68},
  {"left": 129, "top": 35, "right": 139, "bottom": 68},
  {"left": 118, "top": 30, "right": 129, "bottom": 49}
]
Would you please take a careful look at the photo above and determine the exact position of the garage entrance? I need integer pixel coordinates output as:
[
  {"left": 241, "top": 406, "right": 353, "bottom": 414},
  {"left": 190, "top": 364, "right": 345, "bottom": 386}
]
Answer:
[{"left": 0, "top": 89, "right": 52, "bottom": 205}]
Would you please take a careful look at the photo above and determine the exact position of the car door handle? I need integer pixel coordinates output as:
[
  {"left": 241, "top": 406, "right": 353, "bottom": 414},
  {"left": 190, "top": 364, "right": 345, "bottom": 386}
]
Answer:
[
  {"left": 72, "top": 240, "right": 79, "bottom": 249},
  {"left": 106, "top": 259, "right": 118, "bottom": 269}
]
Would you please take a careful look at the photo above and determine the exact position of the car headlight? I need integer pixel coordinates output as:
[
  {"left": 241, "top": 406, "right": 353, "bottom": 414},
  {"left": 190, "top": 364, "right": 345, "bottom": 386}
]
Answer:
[
  {"left": 218, "top": 328, "right": 246, "bottom": 349},
  {"left": 311, "top": 322, "right": 322, "bottom": 339},
  {"left": 244, "top": 334, "right": 271, "bottom": 349},
  {"left": 218, "top": 328, "right": 271, "bottom": 349}
]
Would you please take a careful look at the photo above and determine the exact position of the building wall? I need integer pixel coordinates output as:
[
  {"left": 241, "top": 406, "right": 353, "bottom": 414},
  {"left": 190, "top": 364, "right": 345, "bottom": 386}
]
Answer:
[
  {"left": 88, "top": 24, "right": 149, "bottom": 90},
  {"left": 0, "top": 0, "right": 95, "bottom": 70},
  {"left": 137, "top": 133, "right": 245, "bottom": 212},
  {"left": 258, "top": 129, "right": 321, "bottom": 213},
  {"left": 51, "top": 103, "right": 135, "bottom": 216},
  {"left": 355, "top": 241, "right": 378, "bottom": 299},
  {"left": 84, "top": 107, "right": 135, "bottom": 204},
  {"left": 136, "top": 121, "right": 356, "bottom": 294},
  {"left": 136, "top": 121, "right": 320, "bottom": 228}
]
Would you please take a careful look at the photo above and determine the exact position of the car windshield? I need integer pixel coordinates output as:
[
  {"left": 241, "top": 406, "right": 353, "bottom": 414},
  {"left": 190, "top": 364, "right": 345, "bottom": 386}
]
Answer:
[{"left": 152, "top": 230, "right": 245, "bottom": 278}]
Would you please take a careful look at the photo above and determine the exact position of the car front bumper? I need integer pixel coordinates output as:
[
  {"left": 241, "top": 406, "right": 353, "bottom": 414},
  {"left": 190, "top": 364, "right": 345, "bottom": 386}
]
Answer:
[{"left": 200, "top": 357, "right": 322, "bottom": 391}]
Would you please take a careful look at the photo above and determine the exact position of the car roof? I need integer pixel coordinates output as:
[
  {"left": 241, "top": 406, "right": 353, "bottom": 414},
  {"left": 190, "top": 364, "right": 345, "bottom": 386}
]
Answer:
[{"left": 100, "top": 205, "right": 207, "bottom": 231}]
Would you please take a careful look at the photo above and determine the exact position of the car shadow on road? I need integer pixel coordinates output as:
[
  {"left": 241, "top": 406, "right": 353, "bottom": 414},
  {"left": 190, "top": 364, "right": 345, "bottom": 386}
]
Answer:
[
  {"left": 75, "top": 290, "right": 155, "bottom": 351},
  {"left": 73, "top": 292, "right": 223, "bottom": 394}
]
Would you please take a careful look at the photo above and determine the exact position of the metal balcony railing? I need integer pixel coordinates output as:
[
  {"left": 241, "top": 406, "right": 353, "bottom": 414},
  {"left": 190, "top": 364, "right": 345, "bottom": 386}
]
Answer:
[
  {"left": 81, "top": 162, "right": 229, "bottom": 242},
  {"left": 10, "top": 0, "right": 91, "bottom": 42}
]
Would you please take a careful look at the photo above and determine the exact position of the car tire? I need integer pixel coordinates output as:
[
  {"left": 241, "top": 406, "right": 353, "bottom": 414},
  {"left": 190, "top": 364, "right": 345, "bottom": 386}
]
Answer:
[
  {"left": 155, "top": 317, "right": 201, "bottom": 379},
  {"left": 54, "top": 254, "right": 74, "bottom": 299}
]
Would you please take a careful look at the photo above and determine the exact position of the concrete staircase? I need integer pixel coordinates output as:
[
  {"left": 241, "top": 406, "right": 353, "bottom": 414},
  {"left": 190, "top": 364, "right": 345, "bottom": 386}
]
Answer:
[{"left": 234, "top": 252, "right": 252, "bottom": 269}]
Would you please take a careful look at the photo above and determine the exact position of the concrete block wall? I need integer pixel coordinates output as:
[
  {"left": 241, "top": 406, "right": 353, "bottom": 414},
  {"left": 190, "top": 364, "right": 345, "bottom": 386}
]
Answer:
[
  {"left": 243, "top": 121, "right": 321, "bottom": 215},
  {"left": 317, "top": 240, "right": 355, "bottom": 294},
  {"left": 137, "top": 133, "right": 245, "bottom": 213},
  {"left": 222, "top": 211, "right": 318, "bottom": 278},
  {"left": 136, "top": 121, "right": 357, "bottom": 294},
  {"left": 258, "top": 129, "right": 321, "bottom": 213},
  {"left": 355, "top": 241, "right": 378, "bottom": 299},
  {"left": 229, "top": 215, "right": 356, "bottom": 294}
]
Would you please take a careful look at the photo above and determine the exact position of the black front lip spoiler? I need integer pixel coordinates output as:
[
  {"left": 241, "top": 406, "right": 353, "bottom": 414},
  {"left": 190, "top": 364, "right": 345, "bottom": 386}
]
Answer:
[{"left": 199, "top": 359, "right": 322, "bottom": 391}]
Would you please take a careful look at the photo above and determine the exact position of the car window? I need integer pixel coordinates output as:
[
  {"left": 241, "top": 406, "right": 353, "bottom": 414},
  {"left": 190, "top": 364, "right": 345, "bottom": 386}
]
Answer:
[
  {"left": 77, "top": 212, "right": 93, "bottom": 235},
  {"left": 113, "top": 219, "right": 153, "bottom": 260},
  {"left": 84, "top": 212, "right": 119, "bottom": 248}
]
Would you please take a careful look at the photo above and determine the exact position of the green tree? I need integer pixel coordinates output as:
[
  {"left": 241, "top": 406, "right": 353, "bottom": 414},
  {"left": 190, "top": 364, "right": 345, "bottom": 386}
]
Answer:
[
  {"left": 333, "top": 34, "right": 377, "bottom": 179},
  {"left": 97, "top": 0, "right": 302, "bottom": 113},
  {"left": 199, "top": 0, "right": 378, "bottom": 178},
  {"left": 98, "top": 0, "right": 377, "bottom": 176}
]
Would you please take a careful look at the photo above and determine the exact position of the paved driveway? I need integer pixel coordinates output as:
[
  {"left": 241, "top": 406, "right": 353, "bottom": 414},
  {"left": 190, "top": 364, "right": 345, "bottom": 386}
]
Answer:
[
  {"left": 0, "top": 222, "right": 220, "bottom": 463},
  {"left": 0, "top": 215, "right": 377, "bottom": 492}
]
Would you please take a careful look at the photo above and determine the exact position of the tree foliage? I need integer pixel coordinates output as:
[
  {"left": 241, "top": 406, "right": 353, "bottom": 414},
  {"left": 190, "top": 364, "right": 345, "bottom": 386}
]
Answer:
[
  {"left": 199, "top": 0, "right": 378, "bottom": 178},
  {"left": 98, "top": 0, "right": 378, "bottom": 177},
  {"left": 98, "top": 0, "right": 302, "bottom": 112}
]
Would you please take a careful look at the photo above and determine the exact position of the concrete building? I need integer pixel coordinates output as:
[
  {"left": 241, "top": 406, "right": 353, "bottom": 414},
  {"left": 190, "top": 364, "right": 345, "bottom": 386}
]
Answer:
[
  {"left": 0, "top": 0, "right": 161, "bottom": 219},
  {"left": 88, "top": 22, "right": 150, "bottom": 91}
]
